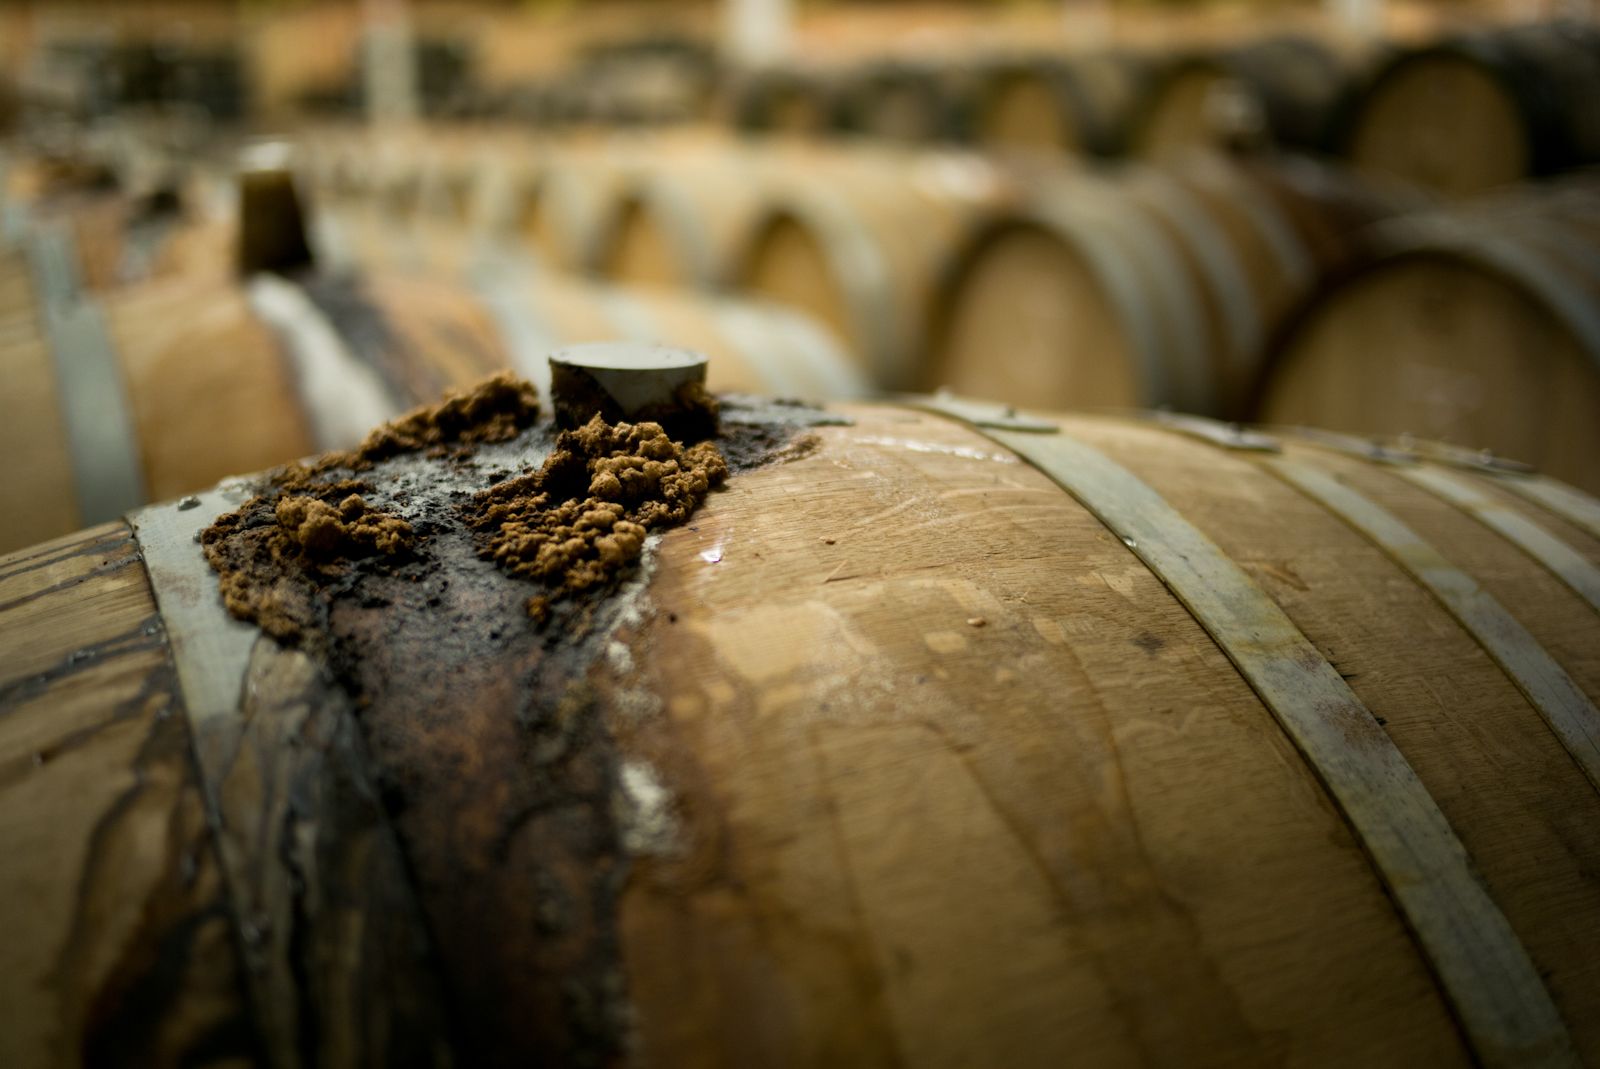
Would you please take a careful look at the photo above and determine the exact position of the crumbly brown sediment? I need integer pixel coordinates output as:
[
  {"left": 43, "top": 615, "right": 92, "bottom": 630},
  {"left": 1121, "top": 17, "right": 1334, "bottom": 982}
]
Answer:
[
  {"left": 464, "top": 414, "right": 728, "bottom": 622},
  {"left": 356, "top": 371, "right": 541, "bottom": 462},
  {"left": 200, "top": 374, "right": 734, "bottom": 641},
  {"left": 271, "top": 372, "right": 542, "bottom": 488},
  {"left": 201, "top": 479, "right": 414, "bottom": 642}
]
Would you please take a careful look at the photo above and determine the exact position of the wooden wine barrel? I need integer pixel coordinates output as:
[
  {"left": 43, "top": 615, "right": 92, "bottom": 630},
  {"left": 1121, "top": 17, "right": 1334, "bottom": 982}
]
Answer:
[
  {"left": 382, "top": 154, "right": 496, "bottom": 279},
  {"left": 519, "top": 150, "right": 633, "bottom": 274},
  {"left": 834, "top": 60, "right": 961, "bottom": 145},
  {"left": 1340, "top": 21, "right": 1600, "bottom": 196},
  {"left": 464, "top": 259, "right": 868, "bottom": 403},
  {"left": 1, "top": 164, "right": 234, "bottom": 295},
  {"left": 5, "top": 392, "right": 1600, "bottom": 1067},
  {"left": 730, "top": 149, "right": 1026, "bottom": 389},
  {"left": 0, "top": 256, "right": 861, "bottom": 554},
  {"left": 317, "top": 143, "right": 543, "bottom": 277},
  {"left": 1128, "top": 36, "right": 1360, "bottom": 162},
  {"left": 588, "top": 156, "right": 776, "bottom": 288},
  {"left": 728, "top": 65, "right": 842, "bottom": 137},
  {"left": 0, "top": 265, "right": 316, "bottom": 554},
  {"left": 1256, "top": 203, "right": 1600, "bottom": 494},
  {"left": 962, "top": 52, "right": 1146, "bottom": 157},
  {"left": 928, "top": 156, "right": 1399, "bottom": 417},
  {"left": 331, "top": 155, "right": 430, "bottom": 270}
]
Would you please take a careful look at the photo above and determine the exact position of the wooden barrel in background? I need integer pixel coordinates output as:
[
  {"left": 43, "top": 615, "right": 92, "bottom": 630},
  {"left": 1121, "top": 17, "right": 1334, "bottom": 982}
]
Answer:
[
  {"left": 304, "top": 132, "right": 534, "bottom": 276},
  {"left": 961, "top": 52, "right": 1147, "bottom": 157},
  {"left": 1, "top": 158, "right": 235, "bottom": 295},
  {"left": 587, "top": 156, "right": 774, "bottom": 288},
  {"left": 402, "top": 153, "right": 491, "bottom": 278},
  {"left": 730, "top": 149, "right": 1025, "bottom": 389},
  {"left": 1340, "top": 21, "right": 1600, "bottom": 196},
  {"left": 327, "top": 152, "right": 430, "bottom": 269},
  {"left": 0, "top": 258, "right": 861, "bottom": 553},
  {"left": 1255, "top": 196, "right": 1600, "bottom": 494},
  {"left": 0, "top": 268, "right": 315, "bottom": 553},
  {"left": 464, "top": 261, "right": 868, "bottom": 402},
  {"left": 518, "top": 148, "right": 635, "bottom": 273},
  {"left": 927, "top": 155, "right": 1399, "bottom": 417},
  {"left": 1128, "top": 36, "right": 1361, "bottom": 162},
  {"left": 833, "top": 59, "right": 962, "bottom": 145},
  {"left": 4, "top": 400, "right": 1599, "bottom": 1066},
  {"left": 727, "top": 65, "right": 843, "bottom": 138}
]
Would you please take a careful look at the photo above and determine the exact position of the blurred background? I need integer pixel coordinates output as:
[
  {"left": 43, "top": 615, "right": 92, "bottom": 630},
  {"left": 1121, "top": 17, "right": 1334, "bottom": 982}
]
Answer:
[{"left": 1, "top": 0, "right": 1598, "bottom": 555}]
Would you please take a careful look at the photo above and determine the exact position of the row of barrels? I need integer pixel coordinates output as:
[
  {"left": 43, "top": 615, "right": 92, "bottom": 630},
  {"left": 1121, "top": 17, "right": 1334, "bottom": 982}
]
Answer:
[
  {"left": 309, "top": 134, "right": 1401, "bottom": 407},
  {"left": 728, "top": 19, "right": 1600, "bottom": 196},
  {"left": 303, "top": 131, "right": 1600, "bottom": 494},
  {"left": 5, "top": 130, "right": 1597, "bottom": 549}
]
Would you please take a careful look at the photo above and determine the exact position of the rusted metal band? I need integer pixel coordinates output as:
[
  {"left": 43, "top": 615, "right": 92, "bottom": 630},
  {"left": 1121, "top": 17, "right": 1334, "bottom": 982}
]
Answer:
[
  {"left": 1494, "top": 476, "right": 1600, "bottom": 543},
  {"left": 1266, "top": 456, "right": 1600, "bottom": 797},
  {"left": 1401, "top": 465, "right": 1600, "bottom": 616},
  {"left": 923, "top": 408, "right": 1576, "bottom": 1069},
  {"left": 128, "top": 485, "right": 291, "bottom": 1063},
  {"left": 27, "top": 223, "right": 149, "bottom": 523},
  {"left": 127, "top": 486, "right": 262, "bottom": 767}
]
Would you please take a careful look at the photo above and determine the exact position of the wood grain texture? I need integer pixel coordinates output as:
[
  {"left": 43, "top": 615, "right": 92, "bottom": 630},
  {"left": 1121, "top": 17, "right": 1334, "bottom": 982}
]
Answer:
[
  {"left": 992, "top": 422, "right": 1575, "bottom": 1067},
  {"left": 606, "top": 405, "right": 1470, "bottom": 1067},
  {"left": 0, "top": 271, "right": 79, "bottom": 553},
  {"left": 1066, "top": 420, "right": 1600, "bottom": 1063},
  {"left": 0, "top": 523, "right": 259, "bottom": 1068},
  {"left": 1266, "top": 455, "right": 1600, "bottom": 794},
  {"left": 108, "top": 276, "right": 316, "bottom": 502}
]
